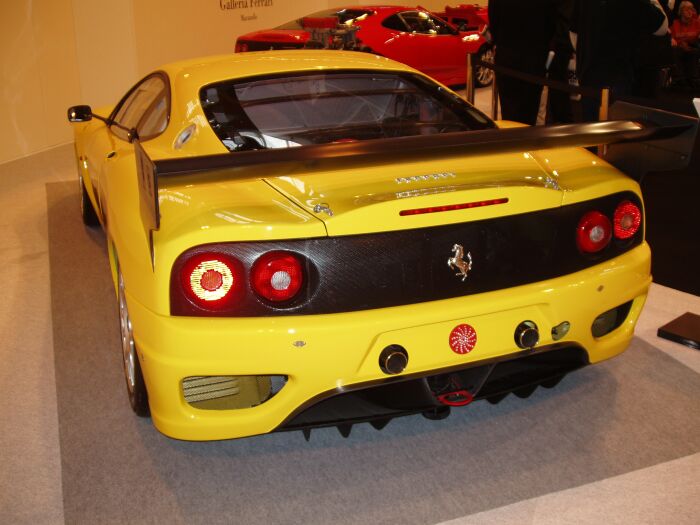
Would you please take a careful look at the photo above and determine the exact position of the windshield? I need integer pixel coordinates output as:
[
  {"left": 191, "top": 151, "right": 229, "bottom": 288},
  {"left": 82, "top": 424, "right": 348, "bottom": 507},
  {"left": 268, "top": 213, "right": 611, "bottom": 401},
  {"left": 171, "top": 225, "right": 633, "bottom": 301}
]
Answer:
[
  {"left": 276, "top": 9, "right": 373, "bottom": 29},
  {"left": 200, "top": 71, "right": 494, "bottom": 152}
]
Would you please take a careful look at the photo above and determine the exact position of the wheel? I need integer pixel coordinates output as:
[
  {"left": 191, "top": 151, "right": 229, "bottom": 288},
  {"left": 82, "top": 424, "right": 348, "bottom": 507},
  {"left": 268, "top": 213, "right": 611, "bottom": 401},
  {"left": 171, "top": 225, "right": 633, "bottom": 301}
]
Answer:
[
  {"left": 473, "top": 45, "right": 495, "bottom": 88},
  {"left": 118, "top": 269, "right": 150, "bottom": 417},
  {"left": 79, "top": 174, "right": 100, "bottom": 227}
]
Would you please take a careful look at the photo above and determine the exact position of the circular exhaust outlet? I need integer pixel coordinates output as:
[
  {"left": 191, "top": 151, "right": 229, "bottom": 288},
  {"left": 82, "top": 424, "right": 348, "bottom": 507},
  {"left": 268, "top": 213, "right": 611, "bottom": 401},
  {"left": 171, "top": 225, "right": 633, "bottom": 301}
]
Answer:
[
  {"left": 515, "top": 321, "right": 539, "bottom": 349},
  {"left": 379, "top": 345, "right": 409, "bottom": 375}
]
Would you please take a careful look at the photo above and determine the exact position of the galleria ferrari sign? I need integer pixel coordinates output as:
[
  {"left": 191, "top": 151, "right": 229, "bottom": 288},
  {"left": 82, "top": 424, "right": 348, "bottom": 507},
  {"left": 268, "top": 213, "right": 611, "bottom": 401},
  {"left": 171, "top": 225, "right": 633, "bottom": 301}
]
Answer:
[{"left": 220, "top": 0, "right": 274, "bottom": 10}]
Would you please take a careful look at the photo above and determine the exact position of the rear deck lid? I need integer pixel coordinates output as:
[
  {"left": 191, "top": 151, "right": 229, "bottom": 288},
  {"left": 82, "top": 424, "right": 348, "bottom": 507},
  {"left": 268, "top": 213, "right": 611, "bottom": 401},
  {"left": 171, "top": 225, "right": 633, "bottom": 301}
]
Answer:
[{"left": 262, "top": 151, "right": 564, "bottom": 235}]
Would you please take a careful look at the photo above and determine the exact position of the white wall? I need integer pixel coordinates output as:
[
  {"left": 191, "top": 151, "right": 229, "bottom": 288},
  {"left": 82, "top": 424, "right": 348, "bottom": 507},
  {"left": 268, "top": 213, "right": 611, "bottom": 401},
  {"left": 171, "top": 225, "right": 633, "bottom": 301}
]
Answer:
[
  {"left": 71, "top": 0, "right": 139, "bottom": 111},
  {"left": 0, "top": 0, "right": 81, "bottom": 163}
]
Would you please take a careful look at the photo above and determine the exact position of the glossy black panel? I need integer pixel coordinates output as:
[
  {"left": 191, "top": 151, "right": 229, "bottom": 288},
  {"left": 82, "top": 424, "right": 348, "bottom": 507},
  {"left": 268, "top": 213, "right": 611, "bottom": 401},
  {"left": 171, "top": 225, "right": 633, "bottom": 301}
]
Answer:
[{"left": 170, "top": 192, "right": 643, "bottom": 316}]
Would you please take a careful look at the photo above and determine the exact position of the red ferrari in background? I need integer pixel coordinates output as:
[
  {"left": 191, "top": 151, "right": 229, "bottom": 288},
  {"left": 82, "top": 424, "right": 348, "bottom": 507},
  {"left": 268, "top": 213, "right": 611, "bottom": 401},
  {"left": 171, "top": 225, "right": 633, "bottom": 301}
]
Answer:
[{"left": 235, "top": 6, "right": 493, "bottom": 87}]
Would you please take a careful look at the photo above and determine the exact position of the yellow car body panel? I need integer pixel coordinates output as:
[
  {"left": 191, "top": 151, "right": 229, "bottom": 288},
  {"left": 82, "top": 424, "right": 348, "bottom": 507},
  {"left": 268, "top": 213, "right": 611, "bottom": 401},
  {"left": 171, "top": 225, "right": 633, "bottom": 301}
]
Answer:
[{"left": 69, "top": 51, "right": 652, "bottom": 440}]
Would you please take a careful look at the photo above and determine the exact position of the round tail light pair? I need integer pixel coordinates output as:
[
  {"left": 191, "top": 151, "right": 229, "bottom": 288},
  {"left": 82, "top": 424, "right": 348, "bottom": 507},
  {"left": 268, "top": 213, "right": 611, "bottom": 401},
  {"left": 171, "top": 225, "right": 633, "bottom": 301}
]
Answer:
[
  {"left": 181, "top": 251, "right": 303, "bottom": 311},
  {"left": 576, "top": 201, "right": 641, "bottom": 254}
]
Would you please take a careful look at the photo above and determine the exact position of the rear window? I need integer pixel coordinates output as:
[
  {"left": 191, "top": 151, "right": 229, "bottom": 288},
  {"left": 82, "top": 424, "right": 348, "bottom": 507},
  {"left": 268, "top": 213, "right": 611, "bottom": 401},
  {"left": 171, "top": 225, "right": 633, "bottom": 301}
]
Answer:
[
  {"left": 200, "top": 71, "right": 494, "bottom": 152},
  {"left": 276, "top": 9, "right": 373, "bottom": 29}
]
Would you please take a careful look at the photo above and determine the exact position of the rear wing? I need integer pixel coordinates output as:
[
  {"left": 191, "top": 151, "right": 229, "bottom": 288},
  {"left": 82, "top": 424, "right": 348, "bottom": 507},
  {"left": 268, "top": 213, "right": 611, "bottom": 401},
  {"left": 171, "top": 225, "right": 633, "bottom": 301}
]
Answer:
[
  {"left": 135, "top": 104, "right": 697, "bottom": 267},
  {"left": 606, "top": 102, "right": 698, "bottom": 180}
]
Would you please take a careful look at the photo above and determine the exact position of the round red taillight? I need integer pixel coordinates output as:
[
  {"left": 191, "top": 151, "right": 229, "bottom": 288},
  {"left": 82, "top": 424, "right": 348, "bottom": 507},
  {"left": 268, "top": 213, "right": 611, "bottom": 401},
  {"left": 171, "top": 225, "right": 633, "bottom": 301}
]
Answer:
[
  {"left": 181, "top": 253, "right": 242, "bottom": 309},
  {"left": 613, "top": 200, "right": 641, "bottom": 239},
  {"left": 251, "top": 251, "right": 303, "bottom": 302},
  {"left": 577, "top": 211, "right": 612, "bottom": 253}
]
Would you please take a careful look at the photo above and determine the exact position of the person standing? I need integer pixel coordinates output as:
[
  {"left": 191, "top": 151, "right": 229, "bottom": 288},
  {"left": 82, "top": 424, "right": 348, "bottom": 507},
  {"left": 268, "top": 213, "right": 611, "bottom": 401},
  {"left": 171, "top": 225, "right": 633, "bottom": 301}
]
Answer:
[
  {"left": 670, "top": 1, "right": 700, "bottom": 87},
  {"left": 488, "top": 0, "right": 571, "bottom": 125},
  {"left": 571, "top": 0, "right": 668, "bottom": 120},
  {"left": 547, "top": 0, "right": 576, "bottom": 123}
]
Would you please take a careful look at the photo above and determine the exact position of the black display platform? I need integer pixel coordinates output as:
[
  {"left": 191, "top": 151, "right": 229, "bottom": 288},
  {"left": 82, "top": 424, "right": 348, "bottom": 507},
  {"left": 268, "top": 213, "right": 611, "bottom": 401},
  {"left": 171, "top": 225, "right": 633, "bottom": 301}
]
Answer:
[{"left": 658, "top": 312, "right": 700, "bottom": 350}]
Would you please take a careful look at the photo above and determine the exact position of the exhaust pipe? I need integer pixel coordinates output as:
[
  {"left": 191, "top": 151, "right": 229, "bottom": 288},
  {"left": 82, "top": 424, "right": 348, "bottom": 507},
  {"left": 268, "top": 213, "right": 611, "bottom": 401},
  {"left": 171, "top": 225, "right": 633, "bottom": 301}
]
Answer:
[
  {"left": 515, "top": 321, "right": 539, "bottom": 349},
  {"left": 379, "top": 345, "right": 408, "bottom": 375}
]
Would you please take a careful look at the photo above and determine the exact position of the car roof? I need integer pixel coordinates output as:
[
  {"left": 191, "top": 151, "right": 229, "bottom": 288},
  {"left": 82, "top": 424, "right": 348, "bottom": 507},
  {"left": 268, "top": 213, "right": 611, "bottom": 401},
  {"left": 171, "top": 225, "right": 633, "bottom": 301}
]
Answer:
[
  {"left": 343, "top": 5, "right": 422, "bottom": 14},
  {"left": 349, "top": 5, "right": 409, "bottom": 10},
  {"left": 158, "top": 50, "right": 418, "bottom": 88}
]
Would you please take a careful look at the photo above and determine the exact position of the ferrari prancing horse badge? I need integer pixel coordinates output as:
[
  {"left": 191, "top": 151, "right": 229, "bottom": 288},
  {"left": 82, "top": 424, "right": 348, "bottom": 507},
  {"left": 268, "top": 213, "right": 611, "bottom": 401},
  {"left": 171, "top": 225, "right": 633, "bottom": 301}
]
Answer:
[{"left": 447, "top": 244, "right": 472, "bottom": 281}]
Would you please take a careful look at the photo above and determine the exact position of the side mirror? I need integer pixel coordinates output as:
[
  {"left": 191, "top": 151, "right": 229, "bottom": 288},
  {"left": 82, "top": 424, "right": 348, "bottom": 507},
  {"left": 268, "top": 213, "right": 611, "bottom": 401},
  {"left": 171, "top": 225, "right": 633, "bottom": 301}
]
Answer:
[{"left": 67, "top": 105, "right": 92, "bottom": 123}]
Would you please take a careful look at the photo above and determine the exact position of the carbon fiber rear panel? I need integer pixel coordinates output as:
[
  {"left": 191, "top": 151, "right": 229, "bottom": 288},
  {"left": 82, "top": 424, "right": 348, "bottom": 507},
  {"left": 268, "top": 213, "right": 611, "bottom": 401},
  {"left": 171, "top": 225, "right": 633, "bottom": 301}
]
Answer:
[{"left": 170, "top": 191, "right": 643, "bottom": 316}]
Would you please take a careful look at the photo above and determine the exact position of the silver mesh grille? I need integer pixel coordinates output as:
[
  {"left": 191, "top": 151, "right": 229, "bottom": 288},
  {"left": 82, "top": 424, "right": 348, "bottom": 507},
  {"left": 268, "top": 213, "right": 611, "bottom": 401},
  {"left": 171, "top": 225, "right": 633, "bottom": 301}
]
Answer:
[
  {"left": 182, "top": 376, "right": 240, "bottom": 403},
  {"left": 182, "top": 375, "right": 287, "bottom": 410}
]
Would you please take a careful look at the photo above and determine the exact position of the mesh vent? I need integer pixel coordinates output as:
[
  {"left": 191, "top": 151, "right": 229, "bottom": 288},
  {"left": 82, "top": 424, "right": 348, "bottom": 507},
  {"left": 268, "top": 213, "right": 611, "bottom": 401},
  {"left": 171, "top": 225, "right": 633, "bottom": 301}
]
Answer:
[
  {"left": 182, "top": 375, "right": 286, "bottom": 410},
  {"left": 183, "top": 376, "right": 241, "bottom": 403}
]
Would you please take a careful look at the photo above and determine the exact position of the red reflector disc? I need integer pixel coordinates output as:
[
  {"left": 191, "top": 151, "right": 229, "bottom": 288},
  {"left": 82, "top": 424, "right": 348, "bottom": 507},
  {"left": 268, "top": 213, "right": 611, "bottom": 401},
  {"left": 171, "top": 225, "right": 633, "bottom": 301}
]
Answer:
[
  {"left": 181, "top": 254, "right": 240, "bottom": 310},
  {"left": 200, "top": 269, "right": 223, "bottom": 292},
  {"left": 449, "top": 324, "right": 477, "bottom": 354}
]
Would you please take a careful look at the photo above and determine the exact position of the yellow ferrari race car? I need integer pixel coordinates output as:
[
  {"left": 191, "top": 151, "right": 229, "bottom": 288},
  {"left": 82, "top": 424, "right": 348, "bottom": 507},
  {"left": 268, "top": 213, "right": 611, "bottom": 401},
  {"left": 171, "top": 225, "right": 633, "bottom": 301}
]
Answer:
[{"left": 67, "top": 51, "right": 692, "bottom": 441}]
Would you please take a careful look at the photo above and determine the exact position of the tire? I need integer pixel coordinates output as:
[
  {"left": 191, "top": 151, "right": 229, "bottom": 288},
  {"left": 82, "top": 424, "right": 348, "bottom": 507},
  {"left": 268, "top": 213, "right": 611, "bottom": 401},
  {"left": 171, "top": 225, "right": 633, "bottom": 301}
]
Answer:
[
  {"left": 118, "top": 269, "right": 150, "bottom": 417},
  {"left": 473, "top": 45, "right": 495, "bottom": 88},
  {"left": 79, "top": 175, "right": 100, "bottom": 227}
]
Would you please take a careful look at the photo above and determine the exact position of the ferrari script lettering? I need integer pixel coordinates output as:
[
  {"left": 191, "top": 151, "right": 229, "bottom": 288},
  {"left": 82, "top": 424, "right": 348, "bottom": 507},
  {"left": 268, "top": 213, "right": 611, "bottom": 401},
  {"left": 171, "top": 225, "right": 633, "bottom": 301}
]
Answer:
[{"left": 395, "top": 172, "right": 455, "bottom": 184}]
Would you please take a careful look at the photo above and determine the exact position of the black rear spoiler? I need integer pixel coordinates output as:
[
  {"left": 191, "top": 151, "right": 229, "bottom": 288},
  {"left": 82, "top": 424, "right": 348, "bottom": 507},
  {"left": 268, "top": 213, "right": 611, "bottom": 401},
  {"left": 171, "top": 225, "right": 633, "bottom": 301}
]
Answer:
[
  {"left": 135, "top": 104, "right": 697, "bottom": 267},
  {"left": 140, "top": 119, "right": 692, "bottom": 177},
  {"left": 606, "top": 101, "right": 698, "bottom": 181}
]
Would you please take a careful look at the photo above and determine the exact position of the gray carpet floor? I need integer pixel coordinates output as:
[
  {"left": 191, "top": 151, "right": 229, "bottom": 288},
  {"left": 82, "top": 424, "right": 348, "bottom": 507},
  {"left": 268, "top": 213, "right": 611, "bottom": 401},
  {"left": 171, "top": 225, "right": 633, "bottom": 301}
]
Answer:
[{"left": 47, "top": 181, "right": 700, "bottom": 524}]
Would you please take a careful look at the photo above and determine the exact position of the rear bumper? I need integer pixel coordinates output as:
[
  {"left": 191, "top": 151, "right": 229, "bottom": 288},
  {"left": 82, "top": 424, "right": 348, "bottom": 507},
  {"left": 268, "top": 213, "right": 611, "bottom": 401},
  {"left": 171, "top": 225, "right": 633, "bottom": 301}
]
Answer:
[{"left": 128, "top": 243, "right": 651, "bottom": 441}]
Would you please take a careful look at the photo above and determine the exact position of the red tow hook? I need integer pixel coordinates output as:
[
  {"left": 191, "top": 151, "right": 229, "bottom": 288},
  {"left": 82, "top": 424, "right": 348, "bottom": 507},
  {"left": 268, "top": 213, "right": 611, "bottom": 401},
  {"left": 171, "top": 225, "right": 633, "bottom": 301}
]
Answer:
[{"left": 437, "top": 389, "right": 474, "bottom": 407}]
